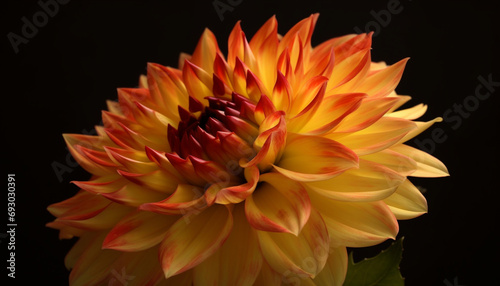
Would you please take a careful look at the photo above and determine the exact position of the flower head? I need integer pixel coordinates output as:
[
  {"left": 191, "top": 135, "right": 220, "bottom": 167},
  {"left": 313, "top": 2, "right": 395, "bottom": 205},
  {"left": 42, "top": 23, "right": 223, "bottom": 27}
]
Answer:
[{"left": 48, "top": 14, "right": 448, "bottom": 285}]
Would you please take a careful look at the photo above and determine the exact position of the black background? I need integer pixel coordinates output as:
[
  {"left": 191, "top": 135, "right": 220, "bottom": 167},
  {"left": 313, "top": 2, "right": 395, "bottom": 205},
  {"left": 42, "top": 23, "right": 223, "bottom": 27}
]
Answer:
[{"left": 2, "top": 0, "right": 499, "bottom": 285}]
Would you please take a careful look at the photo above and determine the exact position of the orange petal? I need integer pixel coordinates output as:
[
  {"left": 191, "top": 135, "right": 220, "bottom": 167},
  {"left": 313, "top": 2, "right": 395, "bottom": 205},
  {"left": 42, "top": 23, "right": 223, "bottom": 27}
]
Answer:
[
  {"left": 245, "top": 172, "right": 311, "bottom": 235},
  {"left": 249, "top": 15, "right": 279, "bottom": 91},
  {"left": 190, "top": 28, "right": 220, "bottom": 75},
  {"left": 291, "top": 92, "right": 366, "bottom": 135},
  {"left": 183, "top": 60, "right": 213, "bottom": 105},
  {"left": 289, "top": 75, "right": 328, "bottom": 118},
  {"left": 102, "top": 210, "right": 178, "bottom": 252},
  {"left": 332, "top": 96, "right": 401, "bottom": 133},
  {"left": 228, "top": 21, "right": 245, "bottom": 68},
  {"left": 271, "top": 71, "right": 292, "bottom": 113},
  {"left": 53, "top": 202, "right": 131, "bottom": 231},
  {"left": 273, "top": 135, "right": 358, "bottom": 182},
  {"left": 242, "top": 112, "right": 287, "bottom": 171},
  {"left": 326, "top": 48, "right": 371, "bottom": 93},
  {"left": 159, "top": 204, "right": 233, "bottom": 278},
  {"left": 146, "top": 63, "right": 188, "bottom": 121},
  {"left": 355, "top": 58, "right": 409, "bottom": 98},
  {"left": 384, "top": 179, "right": 428, "bottom": 219},
  {"left": 304, "top": 159, "right": 405, "bottom": 202},
  {"left": 139, "top": 184, "right": 206, "bottom": 215},
  {"left": 63, "top": 135, "right": 116, "bottom": 176},
  {"left": 164, "top": 153, "right": 206, "bottom": 186},
  {"left": 206, "top": 165, "right": 259, "bottom": 205},
  {"left": 256, "top": 208, "right": 329, "bottom": 278},
  {"left": 278, "top": 13, "right": 319, "bottom": 59}
]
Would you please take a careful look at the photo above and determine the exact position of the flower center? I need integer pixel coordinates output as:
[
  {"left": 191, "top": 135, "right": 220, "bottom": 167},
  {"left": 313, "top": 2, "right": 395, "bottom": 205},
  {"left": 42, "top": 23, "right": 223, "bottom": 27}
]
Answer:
[{"left": 167, "top": 93, "right": 262, "bottom": 185}]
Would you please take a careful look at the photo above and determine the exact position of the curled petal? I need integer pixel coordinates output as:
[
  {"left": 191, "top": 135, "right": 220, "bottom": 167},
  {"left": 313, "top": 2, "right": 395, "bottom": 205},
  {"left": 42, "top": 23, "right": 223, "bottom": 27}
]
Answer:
[
  {"left": 274, "top": 135, "right": 358, "bottom": 182},
  {"left": 159, "top": 205, "right": 233, "bottom": 278},
  {"left": 257, "top": 208, "right": 329, "bottom": 278},
  {"left": 245, "top": 172, "right": 311, "bottom": 235},
  {"left": 165, "top": 153, "right": 206, "bottom": 186},
  {"left": 242, "top": 112, "right": 287, "bottom": 171},
  {"left": 206, "top": 165, "right": 259, "bottom": 205},
  {"left": 139, "top": 184, "right": 206, "bottom": 215}
]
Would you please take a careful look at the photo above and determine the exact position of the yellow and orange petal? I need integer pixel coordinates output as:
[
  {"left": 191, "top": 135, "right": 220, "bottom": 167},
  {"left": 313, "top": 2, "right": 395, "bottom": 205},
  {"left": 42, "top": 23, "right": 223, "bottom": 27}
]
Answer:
[{"left": 48, "top": 13, "right": 448, "bottom": 285}]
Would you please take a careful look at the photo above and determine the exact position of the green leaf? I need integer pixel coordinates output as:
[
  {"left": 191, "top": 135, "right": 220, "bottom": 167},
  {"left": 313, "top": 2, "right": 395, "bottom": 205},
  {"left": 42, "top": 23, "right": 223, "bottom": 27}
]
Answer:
[{"left": 343, "top": 238, "right": 404, "bottom": 286}]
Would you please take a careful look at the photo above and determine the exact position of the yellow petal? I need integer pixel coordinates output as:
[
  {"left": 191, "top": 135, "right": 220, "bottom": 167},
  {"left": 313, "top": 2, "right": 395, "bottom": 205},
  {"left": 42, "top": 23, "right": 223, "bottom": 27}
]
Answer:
[
  {"left": 159, "top": 205, "right": 233, "bottom": 278},
  {"left": 274, "top": 134, "right": 358, "bottom": 182},
  {"left": 387, "top": 103, "right": 428, "bottom": 120},
  {"left": 68, "top": 232, "right": 122, "bottom": 285},
  {"left": 391, "top": 144, "right": 449, "bottom": 177},
  {"left": 245, "top": 172, "right": 311, "bottom": 235},
  {"left": 146, "top": 63, "right": 188, "bottom": 121},
  {"left": 257, "top": 209, "right": 329, "bottom": 278},
  {"left": 329, "top": 117, "right": 417, "bottom": 156},
  {"left": 310, "top": 191, "right": 398, "bottom": 247},
  {"left": 361, "top": 148, "right": 417, "bottom": 176},
  {"left": 102, "top": 210, "right": 178, "bottom": 252},
  {"left": 304, "top": 159, "right": 405, "bottom": 202},
  {"left": 254, "top": 261, "right": 282, "bottom": 286},
  {"left": 384, "top": 179, "right": 428, "bottom": 219},
  {"left": 397, "top": 117, "right": 443, "bottom": 144},
  {"left": 313, "top": 246, "right": 348, "bottom": 286},
  {"left": 193, "top": 205, "right": 263, "bottom": 286},
  {"left": 182, "top": 60, "right": 213, "bottom": 105}
]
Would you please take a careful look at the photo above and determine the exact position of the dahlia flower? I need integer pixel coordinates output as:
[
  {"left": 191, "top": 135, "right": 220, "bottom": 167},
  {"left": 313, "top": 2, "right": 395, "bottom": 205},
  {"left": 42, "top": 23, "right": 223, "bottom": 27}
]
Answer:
[{"left": 48, "top": 14, "right": 448, "bottom": 285}]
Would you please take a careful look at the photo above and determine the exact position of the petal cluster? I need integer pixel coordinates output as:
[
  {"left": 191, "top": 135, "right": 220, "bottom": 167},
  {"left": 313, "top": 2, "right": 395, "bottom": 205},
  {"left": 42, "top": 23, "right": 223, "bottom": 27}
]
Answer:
[{"left": 48, "top": 14, "right": 448, "bottom": 286}]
